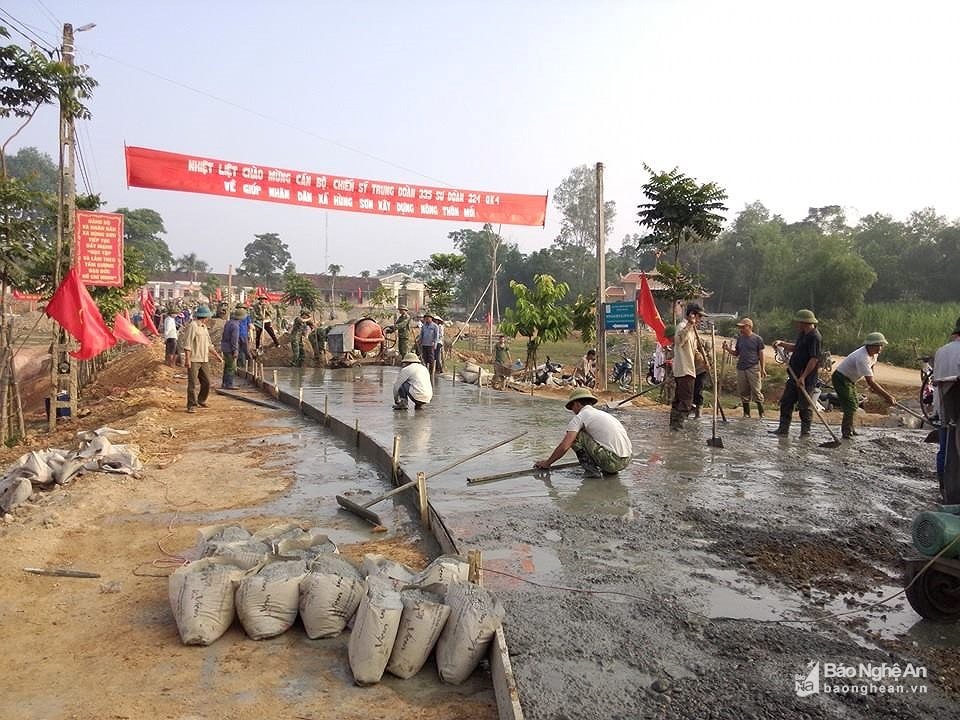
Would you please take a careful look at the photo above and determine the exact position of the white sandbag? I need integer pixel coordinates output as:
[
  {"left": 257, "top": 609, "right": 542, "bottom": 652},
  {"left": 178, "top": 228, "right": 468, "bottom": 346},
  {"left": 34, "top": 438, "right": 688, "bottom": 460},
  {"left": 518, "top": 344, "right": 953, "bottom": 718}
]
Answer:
[
  {"left": 168, "top": 558, "right": 246, "bottom": 646},
  {"left": 386, "top": 589, "right": 450, "bottom": 679},
  {"left": 348, "top": 576, "right": 403, "bottom": 685},
  {"left": 435, "top": 582, "right": 505, "bottom": 685},
  {"left": 252, "top": 522, "right": 308, "bottom": 551},
  {"left": 198, "top": 524, "right": 252, "bottom": 545},
  {"left": 236, "top": 559, "right": 307, "bottom": 639},
  {"left": 0, "top": 476, "right": 32, "bottom": 512},
  {"left": 276, "top": 530, "right": 338, "bottom": 560},
  {"left": 201, "top": 539, "right": 270, "bottom": 571},
  {"left": 299, "top": 555, "right": 365, "bottom": 639},
  {"left": 362, "top": 553, "right": 415, "bottom": 588},
  {"left": 413, "top": 555, "right": 469, "bottom": 590}
]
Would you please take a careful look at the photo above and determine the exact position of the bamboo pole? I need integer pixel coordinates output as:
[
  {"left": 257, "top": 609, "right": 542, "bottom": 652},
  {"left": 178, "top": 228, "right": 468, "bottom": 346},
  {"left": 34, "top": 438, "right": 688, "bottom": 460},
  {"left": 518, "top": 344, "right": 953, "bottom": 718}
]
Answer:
[
  {"left": 391, "top": 435, "right": 400, "bottom": 482},
  {"left": 416, "top": 471, "right": 429, "bottom": 529},
  {"left": 468, "top": 549, "right": 483, "bottom": 586}
]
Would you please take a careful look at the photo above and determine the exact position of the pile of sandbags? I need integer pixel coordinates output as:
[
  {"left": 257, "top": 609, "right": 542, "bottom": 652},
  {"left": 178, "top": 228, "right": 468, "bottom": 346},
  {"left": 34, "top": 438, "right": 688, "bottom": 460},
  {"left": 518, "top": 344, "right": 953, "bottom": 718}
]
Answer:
[
  {"left": 0, "top": 427, "right": 143, "bottom": 512},
  {"left": 167, "top": 533, "right": 505, "bottom": 685}
]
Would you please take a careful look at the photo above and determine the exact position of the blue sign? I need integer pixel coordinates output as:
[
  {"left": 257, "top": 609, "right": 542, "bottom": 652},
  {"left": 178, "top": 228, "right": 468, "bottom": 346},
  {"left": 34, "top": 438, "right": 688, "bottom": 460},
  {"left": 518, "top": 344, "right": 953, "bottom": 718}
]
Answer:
[{"left": 603, "top": 301, "right": 636, "bottom": 330}]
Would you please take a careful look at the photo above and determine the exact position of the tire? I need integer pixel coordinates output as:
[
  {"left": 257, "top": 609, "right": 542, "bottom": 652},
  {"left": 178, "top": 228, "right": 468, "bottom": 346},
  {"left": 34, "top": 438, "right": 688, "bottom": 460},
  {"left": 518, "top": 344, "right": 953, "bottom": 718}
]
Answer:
[
  {"left": 619, "top": 370, "right": 633, "bottom": 389},
  {"left": 905, "top": 568, "right": 960, "bottom": 623}
]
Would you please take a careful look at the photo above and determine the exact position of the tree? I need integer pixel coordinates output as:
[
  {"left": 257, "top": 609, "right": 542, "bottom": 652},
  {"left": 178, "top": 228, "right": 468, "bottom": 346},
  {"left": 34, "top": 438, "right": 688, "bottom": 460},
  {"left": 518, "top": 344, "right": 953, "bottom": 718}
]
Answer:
[
  {"left": 238, "top": 232, "right": 290, "bottom": 284},
  {"left": 327, "top": 263, "right": 341, "bottom": 303},
  {"left": 175, "top": 253, "right": 210, "bottom": 279},
  {"left": 283, "top": 273, "right": 322, "bottom": 312},
  {"left": 852, "top": 213, "right": 909, "bottom": 302},
  {"left": 500, "top": 274, "right": 573, "bottom": 373},
  {"left": 366, "top": 285, "right": 396, "bottom": 321},
  {"left": 636, "top": 164, "right": 728, "bottom": 264},
  {"left": 424, "top": 252, "right": 465, "bottom": 318},
  {"left": 571, "top": 294, "right": 597, "bottom": 347},
  {"left": 200, "top": 275, "right": 220, "bottom": 302},
  {"left": 3, "top": 147, "right": 57, "bottom": 193},
  {"left": 359, "top": 270, "right": 371, "bottom": 278},
  {"left": 552, "top": 165, "right": 617, "bottom": 294},
  {"left": 115, "top": 207, "right": 173, "bottom": 275},
  {"left": 377, "top": 262, "right": 418, "bottom": 277}
]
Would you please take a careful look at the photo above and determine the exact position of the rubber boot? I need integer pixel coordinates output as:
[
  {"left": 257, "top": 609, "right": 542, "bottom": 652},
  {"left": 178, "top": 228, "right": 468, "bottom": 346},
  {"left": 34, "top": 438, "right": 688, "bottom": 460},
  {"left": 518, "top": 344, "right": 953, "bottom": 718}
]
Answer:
[
  {"left": 756, "top": 402, "right": 764, "bottom": 418},
  {"left": 690, "top": 406, "right": 701, "bottom": 419},
  {"left": 799, "top": 409, "right": 813, "bottom": 437},
  {"left": 841, "top": 419, "right": 854, "bottom": 439},
  {"left": 669, "top": 408, "right": 685, "bottom": 431},
  {"left": 742, "top": 402, "right": 751, "bottom": 418},
  {"left": 769, "top": 409, "right": 791, "bottom": 435}
]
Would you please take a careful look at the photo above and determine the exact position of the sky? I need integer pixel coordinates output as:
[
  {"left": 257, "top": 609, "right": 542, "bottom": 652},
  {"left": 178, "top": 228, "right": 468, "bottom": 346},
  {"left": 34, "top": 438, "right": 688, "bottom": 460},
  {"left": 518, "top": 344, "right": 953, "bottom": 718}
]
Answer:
[{"left": 4, "top": 0, "right": 960, "bottom": 277}]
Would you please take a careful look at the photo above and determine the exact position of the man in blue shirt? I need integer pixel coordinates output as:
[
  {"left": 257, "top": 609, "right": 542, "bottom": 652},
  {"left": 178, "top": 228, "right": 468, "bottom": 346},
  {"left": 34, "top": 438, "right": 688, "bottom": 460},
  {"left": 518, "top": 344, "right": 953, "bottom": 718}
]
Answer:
[
  {"left": 770, "top": 309, "right": 822, "bottom": 437},
  {"left": 418, "top": 312, "right": 439, "bottom": 374}
]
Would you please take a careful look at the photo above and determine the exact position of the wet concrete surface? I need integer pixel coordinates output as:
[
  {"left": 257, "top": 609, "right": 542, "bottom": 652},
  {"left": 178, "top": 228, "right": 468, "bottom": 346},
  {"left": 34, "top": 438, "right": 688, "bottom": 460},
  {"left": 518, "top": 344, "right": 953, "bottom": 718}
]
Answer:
[{"left": 272, "top": 365, "right": 960, "bottom": 719}]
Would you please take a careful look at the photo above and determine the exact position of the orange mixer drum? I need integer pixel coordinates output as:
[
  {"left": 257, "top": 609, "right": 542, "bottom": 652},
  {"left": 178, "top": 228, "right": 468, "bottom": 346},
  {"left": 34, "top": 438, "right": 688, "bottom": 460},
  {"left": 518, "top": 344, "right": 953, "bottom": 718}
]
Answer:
[{"left": 353, "top": 317, "right": 386, "bottom": 352}]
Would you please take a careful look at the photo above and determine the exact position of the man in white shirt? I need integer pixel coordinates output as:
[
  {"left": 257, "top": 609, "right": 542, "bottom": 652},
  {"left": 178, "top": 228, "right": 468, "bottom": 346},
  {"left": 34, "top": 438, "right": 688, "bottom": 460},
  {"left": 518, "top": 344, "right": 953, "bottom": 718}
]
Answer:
[
  {"left": 831, "top": 331, "right": 896, "bottom": 439},
  {"left": 393, "top": 352, "right": 433, "bottom": 410},
  {"left": 670, "top": 303, "right": 703, "bottom": 430},
  {"left": 934, "top": 318, "right": 960, "bottom": 502},
  {"left": 163, "top": 309, "right": 179, "bottom": 367},
  {"left": 535, "top": 388, "right": 632, "bottom": 477}
]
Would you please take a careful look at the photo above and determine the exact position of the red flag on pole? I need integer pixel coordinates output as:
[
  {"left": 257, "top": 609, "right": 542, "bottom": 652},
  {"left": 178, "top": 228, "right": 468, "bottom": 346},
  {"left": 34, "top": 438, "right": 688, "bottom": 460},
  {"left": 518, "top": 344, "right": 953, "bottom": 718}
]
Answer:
[
  {"left": 113, "top": 312, "right": 151, "bottom": 346},
  {"left": 636, "top": 272, "right": 669, "bottom": 346},
  {"left": 45, "top": 268, "right": 117, "bottom": 360},
  {"left": 140, "top": 290, "right": 159, "bottom": 335}
]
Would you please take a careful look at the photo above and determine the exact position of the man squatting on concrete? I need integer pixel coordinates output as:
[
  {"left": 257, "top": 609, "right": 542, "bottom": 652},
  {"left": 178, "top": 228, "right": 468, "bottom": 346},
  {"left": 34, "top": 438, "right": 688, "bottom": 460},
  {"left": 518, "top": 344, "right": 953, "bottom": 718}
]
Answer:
[
  {"left": 535, "top": 388, "right": 633, "bottom": 477},
  {"left": 392, "top": 352, "right": 433, "bottom": 410},
  {"left": 723, "top": 317, "right": 766, "bottom": 418},
  {"left": 770, "top": 308, "right": 822, "bottom": 437},
  {"left": 831, "top": 332, "right": 896, "bottom": 439}
]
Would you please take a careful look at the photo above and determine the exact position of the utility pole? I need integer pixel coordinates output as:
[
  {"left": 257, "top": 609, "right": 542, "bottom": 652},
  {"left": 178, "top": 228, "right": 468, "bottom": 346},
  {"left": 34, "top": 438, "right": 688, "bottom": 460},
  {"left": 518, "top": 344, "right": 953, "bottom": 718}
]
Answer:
[
  {"left": 488, "top": 226, "right": 500, "bottom": 356},
  {"left": 596, "top": 162, "right": 607, "bottom": 392},
  {"left": 49, "top": 23, "right": 81, "bottom": 430}
]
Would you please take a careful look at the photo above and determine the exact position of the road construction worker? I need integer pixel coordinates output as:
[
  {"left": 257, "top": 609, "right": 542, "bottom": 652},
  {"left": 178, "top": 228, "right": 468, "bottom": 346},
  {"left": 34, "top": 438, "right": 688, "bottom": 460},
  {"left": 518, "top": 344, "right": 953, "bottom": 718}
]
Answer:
[
  {"left": 831, "top": 332, "right": 896, "bottom": 439},
  {"left": 573, "top": 349, "right": 597, "bottom": 387},
  {"left": 933, "top": 317, "right": 960, "bottom": 502},
  {"left": 220, "top": 308, "right": 243, "bottom": 389},
  {"left": 253, "top": 295, "right": 280, "bottom": 350},
  {"left": 290, "top": 311, "right": 311, "bottom": 367},
  {"left": 770, "top": 309, "right": 822, "bottom": 437},
  {"left": 395, "top": 306, "right": 411, "bottom": 357},
  {"left": 182, "top": 305, "right": 222, "bottom": 413},
  {"left": 392, "top": 352, "right": 433, "bottom": 410},
  {"left": 309, "top": 324, "right": 329, "bottom": 365},
  {"left": 670, "top": 304, "right": 703, "bottom": 430},
  {"left": 723, "top": 317, "right": 766, "bottom": 417},
  {"left": 493, "top": 335, "right": 512, "bottom": 386},
  {"left": 535, "top": 387, "right": 632, "bottom": 477}
]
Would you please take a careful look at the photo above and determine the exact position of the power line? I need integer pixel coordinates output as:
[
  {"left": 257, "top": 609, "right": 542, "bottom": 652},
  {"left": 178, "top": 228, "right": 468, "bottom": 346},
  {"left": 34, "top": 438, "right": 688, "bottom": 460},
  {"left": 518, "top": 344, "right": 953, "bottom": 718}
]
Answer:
[
  {"left": 79, "top": 121, "right": 101, "bottom": 191},
  {"left": 86, "top": 48, "right": 455, "bottom": 188},
  {"left": 0, "top": 9, "right": 56, "bottom": 53},
  {"left": 32, "top": 0, "right": 61, "bottom": 32},
  {"left": 75, "top": 134, "right": 93, "bottom": 196}
]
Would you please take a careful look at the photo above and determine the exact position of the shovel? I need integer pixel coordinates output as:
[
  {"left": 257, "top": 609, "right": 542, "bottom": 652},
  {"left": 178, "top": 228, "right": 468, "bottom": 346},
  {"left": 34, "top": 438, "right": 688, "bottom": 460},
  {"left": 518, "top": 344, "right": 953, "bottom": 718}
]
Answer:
[
  {"left": 706, "top": 326, "right": 724, "bottom": 448},
  {"left": 600, "top": 384, "right": 660, "bottom": 411},
  {"left": 894, "top": 401, "right": 939, "bottom": 426},
  {"left": 787, "top": 366, "right": 842, "bottom": 448}
]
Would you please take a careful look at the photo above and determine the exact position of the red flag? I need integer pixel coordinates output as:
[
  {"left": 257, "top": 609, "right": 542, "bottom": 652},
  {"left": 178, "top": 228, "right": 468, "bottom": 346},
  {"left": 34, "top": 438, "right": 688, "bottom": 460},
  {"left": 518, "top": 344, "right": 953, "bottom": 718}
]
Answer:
[
  {"left": 45, "top": 268, "right": 117, "bottom": 360},
  {"left": 636, "top": 272, "right": 669, "bottom": 346},
  {"left": 140, "top": 290, "right": 159, "bottom": 335},
  {"left": 113, "top": 312, "right": 151, "bottom": 346}
]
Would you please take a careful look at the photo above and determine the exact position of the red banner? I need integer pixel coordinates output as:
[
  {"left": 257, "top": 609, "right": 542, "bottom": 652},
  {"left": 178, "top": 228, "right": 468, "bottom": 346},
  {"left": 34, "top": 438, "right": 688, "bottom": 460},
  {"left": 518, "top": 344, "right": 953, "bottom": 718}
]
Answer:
[
  {"left": 76, "top": 211, "right": 124, "bottom": 287},
  {"left": 125, "top": 146, "right": 547, "bottom": 227},
  {"left": 12, "top": 290, "right": 41, "bottom": 301}
]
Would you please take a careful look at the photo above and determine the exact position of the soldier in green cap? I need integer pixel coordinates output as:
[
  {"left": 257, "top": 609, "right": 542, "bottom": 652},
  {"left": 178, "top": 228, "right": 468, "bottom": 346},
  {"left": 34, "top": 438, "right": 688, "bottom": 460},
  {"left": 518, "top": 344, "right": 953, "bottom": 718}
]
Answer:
[
  {"left": 770, "top": 309, "right": 822, "bottom": 436},
  {"left": 394, "top": 306, "right": 411, "bottom": 357},
  {"left": 831, "top": 332, "right": 896, "bottom": 438},
  {"left": 290, "top": 310, "right": 311, "bottom": 367}
]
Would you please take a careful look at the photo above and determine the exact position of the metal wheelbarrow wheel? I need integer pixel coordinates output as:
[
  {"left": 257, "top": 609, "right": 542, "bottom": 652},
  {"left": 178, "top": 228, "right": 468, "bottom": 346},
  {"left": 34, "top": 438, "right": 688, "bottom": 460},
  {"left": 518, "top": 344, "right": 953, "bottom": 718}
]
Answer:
[{"left": 905, "top": 568, "right": 960, "bottom": 623}]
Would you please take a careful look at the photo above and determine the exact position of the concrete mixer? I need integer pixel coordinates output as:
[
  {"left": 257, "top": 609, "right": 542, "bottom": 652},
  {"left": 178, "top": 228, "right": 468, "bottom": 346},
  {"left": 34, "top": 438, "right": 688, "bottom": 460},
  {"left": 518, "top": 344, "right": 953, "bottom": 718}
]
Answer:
[{"left": 326, "top": 318, "right": 388, "bottom": 356}]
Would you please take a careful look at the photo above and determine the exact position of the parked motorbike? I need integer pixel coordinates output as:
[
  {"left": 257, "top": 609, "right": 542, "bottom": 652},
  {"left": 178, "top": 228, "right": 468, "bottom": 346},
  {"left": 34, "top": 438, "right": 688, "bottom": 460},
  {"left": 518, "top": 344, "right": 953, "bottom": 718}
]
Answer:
[
  {"left": 534, "top": 356, "right": 565, "bottom": 386},
  {"left": 610, "top": 354, "right": 634, "bottom": 389}
]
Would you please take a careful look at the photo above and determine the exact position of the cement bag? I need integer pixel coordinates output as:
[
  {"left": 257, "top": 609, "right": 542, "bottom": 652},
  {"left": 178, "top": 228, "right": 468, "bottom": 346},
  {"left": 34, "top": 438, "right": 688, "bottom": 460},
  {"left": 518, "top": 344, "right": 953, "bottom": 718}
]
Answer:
[
  {"left": 386, "top": 589, "right": 450, "bottom": 679},
  {"left": 299, "top": 555, "right": 365, "bottom": 639},
  {"left": 0, "top": 476, "right": 32, "bottom": 512},
  {"left": 276, "top": 530, "right": 339, "bottom": 561},
  {"left": 168, "top": 558, "right": 246, "bottom": 645},
  {"left": 348, "top": 576, "right": 403, "bottom": 685},
  {"left": 198, "top": 523, "right": 252, "bottom": 546},
  {"left": 413, "top": 555, "right": 469, "bottom": 591},
  {"left": 201, "top": 539, "right": 270, "bottom": 571},
  {"left": 236, "top": 559, "right": 307, "bottom": 639},
  {"left": 252, "top": 522, "right": 308, "bottom": 551},
  {"left": 436, "top": 582, "right": 505, "bottom": 684},
  {"left": 362, "top": 553, "right": 415, "bottom": 588}
]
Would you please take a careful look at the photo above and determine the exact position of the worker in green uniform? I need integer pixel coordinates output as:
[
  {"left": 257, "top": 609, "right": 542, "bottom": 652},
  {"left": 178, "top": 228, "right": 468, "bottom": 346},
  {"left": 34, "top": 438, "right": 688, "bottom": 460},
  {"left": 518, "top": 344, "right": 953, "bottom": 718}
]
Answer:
[
  {"left": 309, "top": 324, "right": 329, "bottom": 366},
  {"left": 395, "top": 306, "right": 411, "bottom": 357},
  {"left": 290, "top": 310, "right": 311, "bottom": 367}
]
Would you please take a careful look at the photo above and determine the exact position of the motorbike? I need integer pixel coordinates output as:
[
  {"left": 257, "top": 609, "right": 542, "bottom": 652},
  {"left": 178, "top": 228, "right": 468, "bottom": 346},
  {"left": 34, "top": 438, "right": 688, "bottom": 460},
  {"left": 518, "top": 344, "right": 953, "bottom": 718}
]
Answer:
[
  {"left": 610, "top": 354, "right": 634, "bottom": 389},
  {"left": 534, "top": 356, "right": 565, "bottom": 386}
]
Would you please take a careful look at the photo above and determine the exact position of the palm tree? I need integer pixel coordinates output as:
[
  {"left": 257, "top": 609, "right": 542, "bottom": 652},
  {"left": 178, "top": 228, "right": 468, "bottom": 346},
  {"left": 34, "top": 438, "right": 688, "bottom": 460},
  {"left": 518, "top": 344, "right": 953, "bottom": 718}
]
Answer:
[
  {"left": 175, "top": 253, "right": 211, "bottom": 283},
  {"left": 327, "top": 263, "right": 341, "bottom": 303}
]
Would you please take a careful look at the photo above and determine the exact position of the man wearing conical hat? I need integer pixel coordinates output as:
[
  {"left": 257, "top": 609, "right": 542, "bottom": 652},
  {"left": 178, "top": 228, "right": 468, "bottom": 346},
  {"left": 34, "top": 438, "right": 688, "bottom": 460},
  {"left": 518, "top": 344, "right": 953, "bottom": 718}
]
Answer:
[
  {"left": 534, "top": 388, "right": 632, "bottom": 477},
  {"left": 831, "top": 332, "right": 896, "bottom": 439},
  {"left": 392, "top": 352, "right": 433, "bottom": 410}
]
